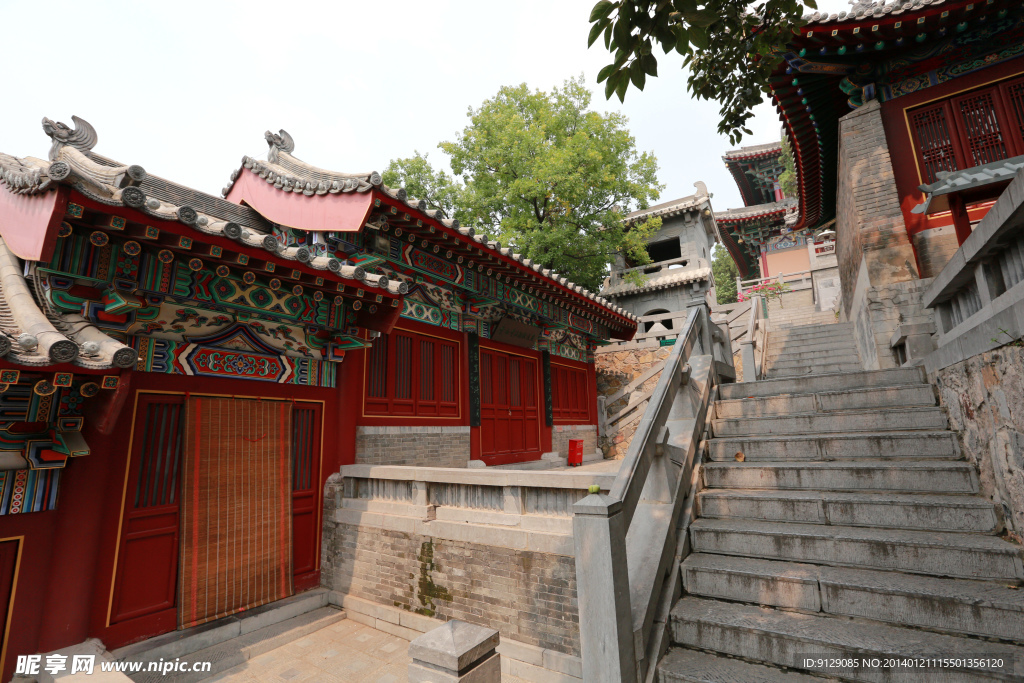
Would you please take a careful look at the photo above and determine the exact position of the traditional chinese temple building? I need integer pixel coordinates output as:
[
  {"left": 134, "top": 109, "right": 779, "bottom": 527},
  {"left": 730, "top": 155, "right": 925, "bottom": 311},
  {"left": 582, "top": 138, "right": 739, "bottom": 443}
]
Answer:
[
  {"left": 768, "top": 0, "right": 1024, "bottom": 365},
  {"left": 0, "top": 118, "right": 636, "bottom": 678}
]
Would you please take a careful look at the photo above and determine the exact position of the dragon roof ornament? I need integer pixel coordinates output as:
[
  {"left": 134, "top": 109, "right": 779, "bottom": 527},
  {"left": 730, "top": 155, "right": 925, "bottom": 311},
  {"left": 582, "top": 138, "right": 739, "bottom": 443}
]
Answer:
[
  {"left": 42, "top": 115, "right": 98, "bottom": 161},
  {"left": 265, "top": 129, "right": 295, "bottom": 164}
]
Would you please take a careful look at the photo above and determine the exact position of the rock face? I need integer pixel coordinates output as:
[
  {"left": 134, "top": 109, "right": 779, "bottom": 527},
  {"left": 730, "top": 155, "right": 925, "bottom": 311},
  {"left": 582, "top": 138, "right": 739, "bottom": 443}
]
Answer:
[
  {"left": 934, "top": 344, "right": 1024, "bottom": 539},
  {"left": 595, "top": 345, "right": 671, "bottom": 458}
]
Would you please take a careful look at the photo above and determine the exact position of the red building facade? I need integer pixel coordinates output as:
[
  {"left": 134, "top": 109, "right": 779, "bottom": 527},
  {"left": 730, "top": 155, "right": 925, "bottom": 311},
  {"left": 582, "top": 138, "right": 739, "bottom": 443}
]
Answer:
[{"left": 0, "top": 121, "right": 636, "bottom": 678}]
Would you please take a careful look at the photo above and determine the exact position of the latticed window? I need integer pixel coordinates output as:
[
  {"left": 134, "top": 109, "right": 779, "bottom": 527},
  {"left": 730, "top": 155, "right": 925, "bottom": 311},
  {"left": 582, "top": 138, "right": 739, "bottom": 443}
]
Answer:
[
  {"left": 956, "top": 90, "right": 1009, "bottom": 166},
  {"left": 365, "top": 330, "right": 459, "bottom": 417},
  {"left": 910, "top": 103, "right": 959, "bottom": 183},
  {"left": 551, "top": 364, "right": 590, "bottom": 423},
  {"left": 909, "top": 75, "right": 1024, "bottom": 184}
]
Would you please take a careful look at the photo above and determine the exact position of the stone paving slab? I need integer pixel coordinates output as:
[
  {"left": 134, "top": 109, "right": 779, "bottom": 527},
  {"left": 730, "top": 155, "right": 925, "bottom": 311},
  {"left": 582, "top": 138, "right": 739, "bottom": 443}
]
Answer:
[{"left": 208, "top": 620, "right": 527, "bottom": 683}]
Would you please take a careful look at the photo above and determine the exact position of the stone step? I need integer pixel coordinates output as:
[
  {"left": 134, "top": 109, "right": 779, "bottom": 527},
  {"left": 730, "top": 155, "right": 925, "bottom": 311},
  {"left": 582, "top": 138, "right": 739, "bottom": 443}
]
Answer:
[
  {"left": 764, "top": 342, "right": 860, "bottom": 361},
  {"left": 669, "top": 597, "right": 1024, "bottom": 681},
  {"left": 715, "top": 385, "right": 935, "bottom": 419},
  {"left": 765, "top": 361, "right": 864, "bottom": 377},
  {"left": 113, "top": 588, "right": 332, "bottom": 663},
  {"left": 689, "top": 518, "right": 1024, "bottom": 579},
  {"left": 124, "top": 606, "right": 345, "bottom": 683},
  {"left": 771, "top": 315, "right": 839, "bottom": 327},
  {"left": 697, "top": 489, "right": 997, "bottom": 531},
  {"left": 719, "top": 368, "right": 926, "bottom": 400},
  {"left": 708, "top": 431, "right": 959, "bottom": 462},
  {"left": 769, "top": 325, "right": 854, "bottom": 341},
  {"left": 713, "top": 407, "right": 947, "bottom": 437},
  {"left": 680, "top": 554, "right": 1024, "bottom": 642},
  {"left": 658, "top": 648, "right": 827, "bottom": 683},
  {"left": 703, "top": 461, "right": 977, "bottom": 494}
]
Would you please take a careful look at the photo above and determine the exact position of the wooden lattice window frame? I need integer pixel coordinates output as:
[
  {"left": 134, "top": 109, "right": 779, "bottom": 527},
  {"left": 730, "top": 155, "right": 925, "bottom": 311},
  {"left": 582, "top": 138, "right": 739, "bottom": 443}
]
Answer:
[
  {"left": 908, "top": 75, "right": 1024, "bottom": 184},
  {"left": 365, "top": 330, "right": 459, "bottom": 417},
  {"left": 551, "top": 364, "right": 591, "bottom": 424}
]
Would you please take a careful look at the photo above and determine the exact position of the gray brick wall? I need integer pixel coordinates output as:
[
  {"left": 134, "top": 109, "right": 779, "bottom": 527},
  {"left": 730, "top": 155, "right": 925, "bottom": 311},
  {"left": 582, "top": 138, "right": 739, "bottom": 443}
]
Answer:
[
  {"left": 321, "top": 512, "right": 580, "bottom": 655},
  {"left": 355, "top": 426, "right": 470, "bottom": 467},
  {"left": 836, "top": 100, "right": 919, "bottom": 318},
  {"left": 551, "top": 425, "right": 597, "bottom": 458}
]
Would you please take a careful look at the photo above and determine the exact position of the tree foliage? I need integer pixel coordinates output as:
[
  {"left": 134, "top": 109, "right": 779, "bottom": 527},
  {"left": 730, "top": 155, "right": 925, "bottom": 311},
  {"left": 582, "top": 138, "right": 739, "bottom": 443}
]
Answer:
[
  {"left": 712, "top": 243, "right": 739, "bottom": 304},
  {"left": 381, "top": 152, "right": 462, "bottom": 219},
  {"left": 588, "top": 0, "right": 814, "bottom": 144},
  {"left": 433, "top": 76, "right": 664, "bottom": 292},
  {"left": 778, "top": 134, "right": 798, "bottom": 199}
]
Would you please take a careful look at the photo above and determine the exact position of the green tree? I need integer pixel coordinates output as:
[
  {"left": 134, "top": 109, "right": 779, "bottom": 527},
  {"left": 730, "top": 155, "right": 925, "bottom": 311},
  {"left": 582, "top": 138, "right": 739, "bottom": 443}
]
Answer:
[
  {"left": 712, "top": 243, "right": 739, "bottom": 304},
  {"left": 778, "top": 135, "right": 798, "bottom": 199},
  {"left": 587, "top": 0, "right": 814, "bottom": 143},
  {"left": 381, "top": 152, "right": 463, "bottom": 219},
  {"left": 439, "top": 76, "right": 664, "bottom": 292}
]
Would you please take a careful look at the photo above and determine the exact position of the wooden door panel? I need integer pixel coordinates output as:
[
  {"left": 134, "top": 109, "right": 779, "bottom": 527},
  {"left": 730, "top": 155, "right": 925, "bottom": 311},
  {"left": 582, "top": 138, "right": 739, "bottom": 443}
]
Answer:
[
  {"left": 110, "top": 396, "right": 184, "bottom": 628},
  {"left": 480, "top": 350, "right": 541, "bottom": 458},
  {"left": 0, "top": 539, "right": 19, "bottom": 681},
  {"left": 291, "top": 404, "right": 322, "bottom": 590}
]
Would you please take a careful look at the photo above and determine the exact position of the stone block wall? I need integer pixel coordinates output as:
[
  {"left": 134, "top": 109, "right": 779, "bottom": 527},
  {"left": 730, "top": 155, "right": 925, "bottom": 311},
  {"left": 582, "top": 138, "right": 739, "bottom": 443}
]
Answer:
[
  {"left": 550, "top": 425, "right": 597, "bottom": 458},
  {"left": 321, "top": 477, "right": 580, "bottom": 656},
  {"left": 913, "top": 225, "right": 960, "bottom": 279},
  {"left": 596, "top": 345, "right": 672, "bottom": 458},
  {"left": 933, "top": 345, "right": 1024, "bottom": 540},
  {"left": 355, "top": 426, "right": 470, "bottom": 467},
  {"left": 836, "top": 100, "right": 919, "bottom": 319}
]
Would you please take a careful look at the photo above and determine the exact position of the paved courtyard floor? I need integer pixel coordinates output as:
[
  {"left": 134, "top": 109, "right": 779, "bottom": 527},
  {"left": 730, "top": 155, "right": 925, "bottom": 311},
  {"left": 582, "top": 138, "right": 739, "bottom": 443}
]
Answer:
[{"left": 208, "top": 618, "right": 526, "bottom": 682}]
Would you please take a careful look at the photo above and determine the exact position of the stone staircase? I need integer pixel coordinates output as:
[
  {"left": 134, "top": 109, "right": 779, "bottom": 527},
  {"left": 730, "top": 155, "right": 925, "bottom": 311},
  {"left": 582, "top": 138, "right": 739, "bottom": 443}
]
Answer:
[
  {"left": 656, "top": 364, "right": 1024, "bottom": 682},
  {"left": 764, "top": 322, "right": 862, "bottom": 379},
  {"left": 765, "top": 300, "right": 838, "bottom": 330}
]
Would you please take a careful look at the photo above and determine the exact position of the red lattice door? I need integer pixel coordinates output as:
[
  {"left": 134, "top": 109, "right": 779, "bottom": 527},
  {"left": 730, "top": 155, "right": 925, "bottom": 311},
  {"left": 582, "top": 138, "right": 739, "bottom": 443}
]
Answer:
[
  {"left": 290, "top": 403, "right": 322, "bottom": 592},
  {"left": 480, "top": 350, "right": 540, "bottom": 458}
]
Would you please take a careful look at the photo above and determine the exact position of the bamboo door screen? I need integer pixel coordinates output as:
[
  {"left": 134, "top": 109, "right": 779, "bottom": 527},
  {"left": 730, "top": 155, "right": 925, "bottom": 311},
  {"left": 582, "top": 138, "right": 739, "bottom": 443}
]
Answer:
[{"left": 179, "top": 397, "right": 293, "bottom": 628}]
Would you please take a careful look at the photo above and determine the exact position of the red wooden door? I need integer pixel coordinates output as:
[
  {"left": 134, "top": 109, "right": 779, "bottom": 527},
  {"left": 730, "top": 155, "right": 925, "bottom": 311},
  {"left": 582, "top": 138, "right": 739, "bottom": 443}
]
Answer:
[
  {"left": 480, "top": 350, "right": 540, "bottom": 458},
  {"left": 108, "top": 395, "right": 185, "bottom": 640},
  {"left": 291, "top": 403, "right": 322, "bottom": 592},
  {"left": 0, "top": 539, "right": 19, "bottom": 681}
]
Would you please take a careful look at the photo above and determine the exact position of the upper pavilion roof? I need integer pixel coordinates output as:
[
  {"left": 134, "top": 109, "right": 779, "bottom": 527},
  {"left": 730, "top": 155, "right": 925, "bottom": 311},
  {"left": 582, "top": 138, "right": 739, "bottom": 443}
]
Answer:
[
  {"left": 722, "top": 142, "right": 782, "bottom": 162},
  {"left": 625, "top": 182, "right": 712, "bottom": 224}
]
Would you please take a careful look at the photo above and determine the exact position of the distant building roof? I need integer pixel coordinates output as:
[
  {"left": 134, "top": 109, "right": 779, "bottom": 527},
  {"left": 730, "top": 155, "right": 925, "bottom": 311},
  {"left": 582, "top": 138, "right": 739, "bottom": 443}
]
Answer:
[
  {"left": 722, "top": 142, "right": 782, "bottom": 162},
  {"left": 601, "top": 265, "right": 712, "bottom": 298},
  {"left": 625, "top": 181, "right": 711, "bottom": 223}
]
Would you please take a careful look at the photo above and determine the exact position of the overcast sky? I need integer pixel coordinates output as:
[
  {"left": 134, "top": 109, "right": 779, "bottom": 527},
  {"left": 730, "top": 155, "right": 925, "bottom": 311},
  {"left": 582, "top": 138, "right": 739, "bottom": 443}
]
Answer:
[{"left": 1, "top": 0, "right": 850, "bottom": 214}]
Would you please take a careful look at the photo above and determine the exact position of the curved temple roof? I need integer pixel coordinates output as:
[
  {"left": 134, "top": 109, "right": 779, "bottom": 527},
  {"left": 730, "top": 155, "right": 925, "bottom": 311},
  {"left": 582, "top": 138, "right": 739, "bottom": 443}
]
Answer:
[
  {"left": 219, "top": 128, "right": 639, "bottom": 331},
  {"left": 0, "top": 118, "right": 638, "bottom": 348}
]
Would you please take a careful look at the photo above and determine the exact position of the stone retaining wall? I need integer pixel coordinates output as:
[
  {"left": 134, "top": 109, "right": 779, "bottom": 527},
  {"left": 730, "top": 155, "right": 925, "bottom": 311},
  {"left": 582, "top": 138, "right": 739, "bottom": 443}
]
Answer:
[
  {"left": 321, "top": 475, "right": 581, "bottom": 656},
  {"left": 355, "top": 426, "right": 470, "bottom": 467},
  {"left": 596, "top": 345, "right": 671, "bottom": 458},
  {"left": 933, "top": 344, "right": 1024, "bottom": 539}
]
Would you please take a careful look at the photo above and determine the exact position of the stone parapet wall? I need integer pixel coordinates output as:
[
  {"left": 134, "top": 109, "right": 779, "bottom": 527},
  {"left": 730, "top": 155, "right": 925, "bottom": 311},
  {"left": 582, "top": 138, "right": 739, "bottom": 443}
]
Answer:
[
  {"left": 596, "top": 345, "right": 672, "bottom": 458},
  {"left": 933, "top": 345, "right": 1024, "bottom": 539},
  {"left": 355, "top": 425, "right": 470, "bottom": 467},
  {"left": 849, "top": 271, "right": 935, "bottom": 370},
  {"left": 550, "top": 424, "right": 597, "bottom": 459},
  {"left": 913, "top": 225, "right": 960, "bottom": 279}
]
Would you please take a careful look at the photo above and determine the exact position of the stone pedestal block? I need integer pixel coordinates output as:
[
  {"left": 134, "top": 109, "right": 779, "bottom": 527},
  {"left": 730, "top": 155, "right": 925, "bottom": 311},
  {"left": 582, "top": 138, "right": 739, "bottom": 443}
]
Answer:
[{"left": 408, "top": 621, "right": 500, "bottom": 683}]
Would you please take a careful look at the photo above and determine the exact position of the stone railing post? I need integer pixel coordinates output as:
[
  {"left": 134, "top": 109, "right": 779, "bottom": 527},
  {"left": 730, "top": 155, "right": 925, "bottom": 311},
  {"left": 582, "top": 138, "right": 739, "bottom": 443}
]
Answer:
[
  {"left": 597, "top": 395, "right": 608, "bottom": 438},
  {"left": 573, "top": 489, "right": 637, "bottom": 683},
  {"left": 740, "top": 340, "right": 757, "bottom": 383},
  {"left": 408, "top": 621, "right": 500, "bottom": 682}
]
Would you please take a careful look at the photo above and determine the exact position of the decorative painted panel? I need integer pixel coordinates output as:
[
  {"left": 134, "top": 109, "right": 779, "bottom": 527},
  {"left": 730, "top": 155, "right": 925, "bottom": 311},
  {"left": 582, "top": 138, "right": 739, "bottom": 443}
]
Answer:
[{"left": 0, "top": 469, "right": 60, "bottom": 515}]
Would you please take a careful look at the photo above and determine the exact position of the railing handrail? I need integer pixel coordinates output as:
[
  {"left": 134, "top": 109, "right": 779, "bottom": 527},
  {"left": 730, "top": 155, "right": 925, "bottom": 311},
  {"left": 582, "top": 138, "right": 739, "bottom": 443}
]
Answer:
[
  {"left": 574, "top": 304, "right": 729, "bottom": 682},
  {"left": 606, "top": 307, "right": 700, "bottom": 518},
  {"left": 739, "top": 269, "right": 811, "bottom": 288}
]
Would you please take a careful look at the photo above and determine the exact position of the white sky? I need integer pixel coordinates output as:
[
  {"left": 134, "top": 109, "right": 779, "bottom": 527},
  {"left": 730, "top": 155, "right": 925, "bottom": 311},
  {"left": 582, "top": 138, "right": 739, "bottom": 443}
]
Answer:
[{"left": 0, "top": 0, "right": 850, "bottom": 214}]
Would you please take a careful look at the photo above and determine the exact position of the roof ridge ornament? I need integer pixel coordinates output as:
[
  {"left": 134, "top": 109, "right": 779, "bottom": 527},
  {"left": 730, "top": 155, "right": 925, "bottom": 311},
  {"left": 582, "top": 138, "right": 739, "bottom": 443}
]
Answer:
[
  {"left": 42, "top": 115, "right": 98, "bottom": 161},
  {"left": 265, "top": 129, "right": 295, "bottom": 163}
]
